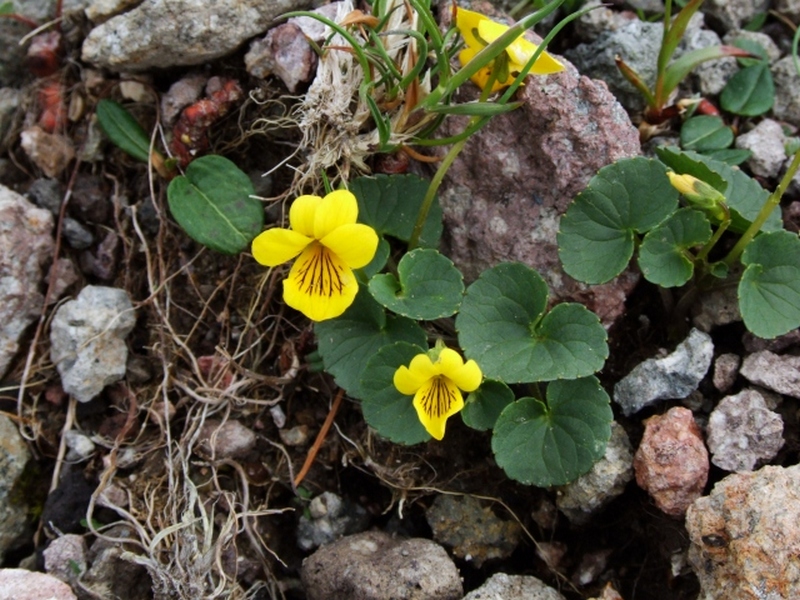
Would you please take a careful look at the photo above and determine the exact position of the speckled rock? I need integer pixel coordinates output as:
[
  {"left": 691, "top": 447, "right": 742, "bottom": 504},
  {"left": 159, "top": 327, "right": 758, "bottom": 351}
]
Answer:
[
  {"left": 425, "top": 494, "right": 520, "bottom": 567},
  {"left": 686, "top": 464, "right": 800, "bottom": 600},
  {"left": 557, "top": 421, "right": 634, "bottom": 525},
  {"left": 735, "top": 119, "right": 788, "bottom": 179},
  {"left": 702, "top": 0, "right": 770, "bottom": 31},
  {"left": 740, "top": 350, "right": 800, "bottom": 399},
  {"left": 301, "top": 530, "right": 463, "bottom": 600},
  {"left": 773, "top": 55, "right": 800, "bottom": 127},
  {"left": 197, "top": 419, "right": 257, "bottom": 460},
  {"left": 707, "top": 389, "right": 784, "bottom": 472},
  {"left": 634, "top": 407, "right": 709, "bottom": 517},
  {"left": 296, "top": 491, "right": 369, "bottom": 551},
  {"left": 0, "top": 185, "right": 54, "bottom": 379},
  {"left": 462, "top": 573, "right": 566, "bottom": 600},
  {"left": 0, "top": 416, "right": 31, "bottom": 563},
  {"left": 44, "top": 534, "right": 88, "bottom": 586},
  {"left": 712, "top": 353, "right": 740, "bottom": 393},
  {"left": 0, "top": 569, "right": 77, "bottom": 600}
]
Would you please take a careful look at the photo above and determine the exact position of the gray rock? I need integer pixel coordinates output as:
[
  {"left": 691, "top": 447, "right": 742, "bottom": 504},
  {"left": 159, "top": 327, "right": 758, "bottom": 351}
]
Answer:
[
  {"left": 740, "top": 350, "right": 800, "bottom": 399},
  {"left": 425, "top": 494, "right": 520, "bottom": 567},
  {"left": 614, "top": 328, "right": 714, "bottom": 416},
  {"left": 26, "top": 178, "right": 63, "bottom": 215},
  {"left": 197, "top": 419, "right": 257, "bottom": 460},
  {"left": 63, "top": 430, "right": 96, "bottom": 462},
  {"left": 735, "top": 119, "right": 787, "bottom": 179},
  {"left": 574, "top": 1, "right": 637, "bottom": 40},
  {"left": 296, "top": 491, "right": 369, "bottom": 551},
  {"left": 434, "top": 45, "right": 640, "bottom": 326},
  {"left": 707, "top": 389, "right": 784, "bottom": 472},
  {"left": 686, "top": 464, "right": 800, "bottom": 600},
  {"left": 81, "top": 544, "right": 153, "bottom": 600},
  {"left": 773, "top": 55, "right": 800, "bottom": 127},
  {"left": 0, "top": 569, "right": 77, "bottom": 600},
  {"left": 43, "top": 534, "right": 88, "bottom": 586},
  {"left": 712, "top": 353, "right": 740, "bottom": 393},
  {"left": 462, "top": 573, "right": 566, "bottom": 600},
  {"left": 81, "top": 0, "right": 318, "bottom": 72},
  {"left": 0, "top": 415, "right": 31, "bottom": 564},
  {"left": 301, "top": 530, "right": 463, "bottom": 600},
  {"left": 702, "top": 0, "right": 770, "bottom": 31},
  {"left": 0, "top": 185, "right": 54, "bottom": 379},
  {"left": 62, "top": 218, "right": 94, "bottom": 250},
  {"left": 723, "top": 30, "right": 781, "bottom": 64},
  {"left": 50, "top": 286, "right": 136, "bottom": 403},
  {"left": 19, "top": 127, "right": 75, "bottom": 179},
  {"left": 557, "top": 422, "right": 634, "bottom": 525},
  {"left": 84, "top": 0, "right": 142, "bottom": 23}
]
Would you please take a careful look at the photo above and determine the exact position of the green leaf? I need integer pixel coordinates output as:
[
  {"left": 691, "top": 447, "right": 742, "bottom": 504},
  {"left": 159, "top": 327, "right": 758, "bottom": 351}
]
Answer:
[
  {"left": 638, "top": 208, "right": 712, "bottom": 287},
  {"left": 732, "top": 38, "right": 769, "bottom": 67},
  {"left": 349, "top": 174, "right": 442, "bottom": 248},
  {"left": 315, "top": 288, "right": 427, "bottom": 397},
  {"left": 491, "top": 377, "right": 613, "bottom": 487},
  {"left": 656, "top": 147, "right": 781, "bottom": 233},
  {"left": 368, "top": 249, "right": 463, "bottom": 319},
  {"left": 360, "top": 342, "right": 430, "bottom": 445},
  {"left": 427, "top": 101, "right": 523, "bottom": 116},
  {"left": 661, "top": 45, "right": 754, "bottom": 100},
  {"left": 461, "top": 379, "right": 515, "bottom": 431},
  {"left": 0, "top": 2, "right": 15, "bottom": 15},
  {"left": 704, "top": 148, "right": 752, "bottom": 166},
  {"left": 720, "top": 62, "right": 774, "bottom": 116},
  {"left": 96, "top": 99, "right": 152, "bottom": 163},
  {"left": 456, "top": 263, "right": 608, "bottom": 383},
  {"left": 739, "top": 230, "right": 800, "bottom": 339},
  {"left": 166, "top": 155, "right": 263, "bottom": 254},
  {"left": 681, "top": 116, "right": 734, "bottom": 152},
  {"left": 558, "top": 157, "right": 679, "bottom": 284}
]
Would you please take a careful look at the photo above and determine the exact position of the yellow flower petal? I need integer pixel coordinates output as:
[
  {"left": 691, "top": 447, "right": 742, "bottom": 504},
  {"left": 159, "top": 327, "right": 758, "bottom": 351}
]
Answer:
[
  {"left": 394, "top": 353, "right": 438, "bottom": 394},
  {"left": 283, "top": 243, "right": 358, "bottom": 321},
  {"left": 455, "top": 8, "right": 486, "bottom": 53},
  {"left": 476, "top": 17, "right": 510, "bottom": 46},
  {"left": 314, "top": 190, "right": 359, "bottom": 240},
  {"left": 251, "top": 228, "right": 312, "bottom": 267},
  {"left": 437, "top": 348, "right": 482, "bottom": 392},
  {"left": 413, "top": 376, "right": 465, "bottom": 440},
  {"left": 290, "top": 195, "right": 323, "bottom": 237},
  {"left": 321, "top": 223, "right": 379, "bottom": 269}
]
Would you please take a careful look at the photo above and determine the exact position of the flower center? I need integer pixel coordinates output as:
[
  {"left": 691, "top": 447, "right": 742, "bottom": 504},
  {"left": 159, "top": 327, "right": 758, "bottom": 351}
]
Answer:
[
  {"left": 420, "top": 376, "right": 457, "bottom": 418},
  {"left": 293, "top": 243, "right": 346, "bottom": 298}
]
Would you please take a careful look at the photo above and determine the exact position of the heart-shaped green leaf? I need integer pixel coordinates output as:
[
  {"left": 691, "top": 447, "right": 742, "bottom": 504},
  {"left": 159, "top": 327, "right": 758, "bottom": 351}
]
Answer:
[
  {"left": 704, "top": 148, "right": 752, "bottom": 166},
  {"left": 681, "top": 115, "right": 734, "bottom": 152},
  {"left": 456, "top": 263, "right": 608, "bottom": 383},
  {"left": 739, "top": 230, "right": 800, "bottom": 339},
  {"left": 315, "top": 288, "right": 427, "bottom": 397},
  {"left": 638, "top": 208, "right": 712, "bottom": 287},
  {"left": 167, "top": 155, "right": 263, "bottom": 254},
  {"left": 558, "top": 157, "right": 678, "bottom": 284},
  {"left": 369, "top": 249, "right": 464, "bottom": 319},
  {"left": 349, "top": 174, "right": 442, "bottom": 248},
  {"left": 720, "top": 62, "right": 774, "bottom": 116},
  {"left": 96, "top": 99, "right": 151, "bottom": 163},
  {"left": 491, "top": 377, "right": 613, "bottom": 487},
  {"left": 461, "top": 379, "right": 515, "bottom": 431}
]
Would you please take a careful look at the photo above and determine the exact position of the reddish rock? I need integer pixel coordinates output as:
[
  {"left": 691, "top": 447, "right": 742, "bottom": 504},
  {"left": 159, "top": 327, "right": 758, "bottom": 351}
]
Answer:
[
  {"left": 634, "top": 407, "right": 709, "bottom": 517},
  {"left": 686, "top": 465, "right": 800, "bottom": 600}
]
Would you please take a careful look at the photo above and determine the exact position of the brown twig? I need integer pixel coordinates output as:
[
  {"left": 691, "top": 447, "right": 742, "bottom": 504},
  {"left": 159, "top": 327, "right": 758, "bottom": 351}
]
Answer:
[{"left": 293, "top": 387, "right": 345, "bottom": 489}]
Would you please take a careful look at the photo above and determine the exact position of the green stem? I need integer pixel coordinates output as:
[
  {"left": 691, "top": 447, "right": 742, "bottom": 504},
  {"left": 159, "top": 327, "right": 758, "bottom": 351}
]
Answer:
[
  {"left": 695, "top": 205, "right": 730, "bottom": 263},
  {"left": 723, "top": 148, "right": 800, "bottom": 268}
]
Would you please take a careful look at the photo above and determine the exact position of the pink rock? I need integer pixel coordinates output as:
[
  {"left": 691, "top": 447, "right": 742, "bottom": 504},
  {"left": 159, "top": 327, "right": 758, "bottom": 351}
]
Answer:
[
  {"left": 634, "top": 406, "right": 709, "bottom": 516},
  {"left": 686, "top": 465, "right": 800, "bottom": 600},
  {"left": 0, "top": 569, "right": 77, "bottom": 600}
]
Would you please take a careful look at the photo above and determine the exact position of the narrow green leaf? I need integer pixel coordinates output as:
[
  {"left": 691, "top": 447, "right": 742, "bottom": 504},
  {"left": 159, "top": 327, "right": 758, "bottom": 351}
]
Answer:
[
  {"left": 166, "top": 155, "right": 263, "bottom": 254},
  {"left": 739, "top": 230, "right": 800, "bottom": 339},
  {"left": 461, "top": 380, "right": 515, "bottom": 431},
  {"left": 491, "top": 377, "right": 612, "bottom": 487},
  {"left": 662, "top": 45, "right": 754, "bottom": 100},
  {"left": 360, "top": 342, "right": 430, "bottom": 445},
  {"left": 681, "top": 115, "right": 734, "bottom": 152},
  {"left": 368, "top": 248, "right": 464, "bottom": 320},
  {"left": 426, "top": 101, "right": 523, "bottom": 116},
  {"left": 638, "top": 208, "right": 712, "bottom": 287},
  {"left": 456, "top": 263, "right": 608, "bottom": 383},
  {"left": 558, "top": 157, "right": 678, "bottom": 284},
  {"left": 96, "top": 99, "right": 152, "bottom": 163},
  {"left": 315, "top": 289, "right": 427, "bottom": 397},
  {"left": 720, "top": 63, "right": 774, "bottom": 116}
]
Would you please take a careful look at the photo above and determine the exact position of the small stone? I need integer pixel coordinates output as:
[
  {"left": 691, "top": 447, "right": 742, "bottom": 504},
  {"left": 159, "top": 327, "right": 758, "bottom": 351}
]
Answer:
[
  {"left": 573, "top": 549, "right": 613, "bottom": 587},
  {"left": 96, "top": 483, "right": 128, "bottom": 510},
  {"left": 557, "top": 422, "right": 634, "bottom": 525},
  {"left": 686, "top": 464, "right": 800, "bottom": 600},
  {"left": 702, "top": 0, "right": 769, "bottom": 31},
  {"left": 0, "top": 415, "right": 32, "bottom": 563},
  {"left": 296, "top": 491, "right": 369, "bottom": 551},
  {"left": 634, "top": 407, "right": 709, "bottom": 517},
  {"left": 160, "top": 72, "right": 206, "bottom": 124},
  {"left": 62, "top": 217, "right": 94, "bottom": 249},
  {"left": 707, "top": 389, "right": 784, "bottom": 472},
  {"left": 19, "top": 126, "right": 75, "bottom": 178},
  {"left": 301, "top": 531, "right": 463, "bottom": 600},
  {"left": 197, "top": 419, "right": 256, "bottom": 459},
  {"left": 462, "top": 573, "right": 566, "bottom": 600},
  {"left": 712, "top": 353, "right": 740, "bottom": 393},
  {"left": 50, "top": 286, "right": 136, "bottom": 403},
  {"left": 773, "top": 55, "right": 800, "bottom": 127},
  {"left": 26, "top": 177, "right": 63, "bottom": 215},
  {"left": 64, "top": 430, "right": 96, "bottom": 462},
  {"left": 43, "top": 534, "right": 88, "bottom": 585},
  {"left": 425, "top": 494, "right": 521, "bottom": 567},
  {"left": 79, "top": 230, "right": 120, "bottom": 280},
  {"left": 735, "top": 119, "right": 788, "bottom": 179},
  {"left": 614, "top": 329, "right": 714, "bottom": 416},
  {"left": 740, "top": 350, "right": 800, "bottom": 398},
  {"left": 279, "top": 424, "right": 310, "bottom": 446},
  {"left": 246, "top": 22, "right": 316, "bottom": 92},
  {"left": 0, "top": 569, "right": 77, "bottom": 600}
]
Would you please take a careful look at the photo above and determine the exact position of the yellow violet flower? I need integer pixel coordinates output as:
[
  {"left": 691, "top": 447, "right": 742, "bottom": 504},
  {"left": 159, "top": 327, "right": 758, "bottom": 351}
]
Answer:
[
  {"left": 456, "top": 7, "right": 564, "bottom": 92},
  {"left": 251, "top": 190, "right": 379, "bottom": 322},
  {"left": 667, "top": 171, "right": 727, "bottom": 220},
  {"left": 394, "top": 346, "right": 482, "bottom": 440}
]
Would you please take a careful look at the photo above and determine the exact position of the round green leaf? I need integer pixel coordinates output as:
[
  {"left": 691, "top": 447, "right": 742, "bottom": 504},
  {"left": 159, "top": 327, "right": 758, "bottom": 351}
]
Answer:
[
  {"left": 166, "top": 155, "right": 263, "bottom": 254},
  {"left": 96, "top": 99, "right": 151, "bottom": 163},
  {"left": 369, "top": 249, "right": 464, "bottom": 319},
  {"left": 739, "top": 230, "right": 800, "bottom": 339},
  {"left": 491, "top": 377, "right": 613, "bottom": 487},
  {"left": 680, "top": 116, "right": 734, "bottom": 152},
  {"left": 558, "top": 157, "right": 678, "bottom": 284},
  {"left": 349, "top": 174, "right": 442, "bottom": 248},
  {"left": 720, "top": 63, "right": 774, "bottom": 117},
  {"left": 360, "top": 342, "right": 430, "bottom": 445},
  {"left": 461, "top": 379, "right": 515, "bottom": 431},
  {"left": 638, "top": 208, "right": 712, "bottom": 287},
  {"left": 315, "top": 288, "right": 427, "bottom": 397},
  {"left": 457, "top": 263, "right": 608, "bottom": 383}
]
